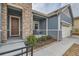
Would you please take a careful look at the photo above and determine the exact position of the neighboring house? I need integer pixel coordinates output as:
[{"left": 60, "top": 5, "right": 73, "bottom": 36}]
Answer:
[
  {"left": 70, "top": 4, "right": 79, "bottom": 34},
  {"left": 0, "top": 3, "right": 73, "bottom": 43},
  {"left": 72, "top": 17, "right": 79, "bottom": 35}
]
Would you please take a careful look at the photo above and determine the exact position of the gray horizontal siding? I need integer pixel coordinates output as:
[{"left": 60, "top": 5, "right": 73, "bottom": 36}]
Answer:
[
  {"left": 48, "top": 15, "right": 58, "bottom": 29},
  {"left": 48, "top": 31, "right": 62, "bottom": 40},
  {"left": 48, "top": 31, "right": 57, "bottom": 39},
  {"left": 60, "top": 8, "right": 72, "bottom": 23},
  {"left": 39, "top": 20, "right": 46, "bottom": 35},
  {"left": 61, "top": 13, "right": 72, "bottom": 23},
  {"left": 48, "top": 15, "right": 58, "bottom": 39},
  {"left": 39, "top": 20, "right": 46, "bottom": 29},
  {"left": 59, "top": 31, "right": 62, "bottom": 40}
]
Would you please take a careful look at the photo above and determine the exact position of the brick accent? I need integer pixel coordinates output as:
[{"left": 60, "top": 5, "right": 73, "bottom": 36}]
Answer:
[{"left": 1, "top": 3, "right": 32, "bottom": 42}]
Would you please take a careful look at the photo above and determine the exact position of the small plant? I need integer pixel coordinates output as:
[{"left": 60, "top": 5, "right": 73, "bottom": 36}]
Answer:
[
  {"left": 25, "top": 35, "right": 38, "bottom": 46},
  {"left": 75, "top": 29, "right": 79, "bottom": 32},
  {"left": 38, "top": 35, "right": 52, "bottom": 42},
  {"left": 46, "top": 35, "right": 53, "bottom": 39}
]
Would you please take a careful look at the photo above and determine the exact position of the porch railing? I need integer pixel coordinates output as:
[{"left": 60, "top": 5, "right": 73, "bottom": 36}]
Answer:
[{"left": 0, "top": 44, "right": 33, "bottom": 56}]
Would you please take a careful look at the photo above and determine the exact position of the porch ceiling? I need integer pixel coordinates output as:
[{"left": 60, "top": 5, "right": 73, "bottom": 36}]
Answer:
[
  {"left": 8, "top": 5, "right": 22, "bottom": 12},
  {"left": 33, "top": 15, "right": 46, "bottom": 21}
]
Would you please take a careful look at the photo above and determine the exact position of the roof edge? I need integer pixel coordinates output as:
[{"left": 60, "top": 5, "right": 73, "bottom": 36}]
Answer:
[{"left": 32, "top": 4, "right": 70, "bottom": 17}]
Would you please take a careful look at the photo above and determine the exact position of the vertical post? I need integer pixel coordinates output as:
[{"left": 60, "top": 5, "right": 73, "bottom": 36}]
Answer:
[
  {"left": 57, "top": 14, "right": 60, "bottom": 41},
  {"left": 31, "top": 46, "right": 33, "bottom": 56},
  {"left": 46, "top": 18, "right": 48, "bottom": 35},
  {"left": 21, "top": 49, "right": 23, "bottom": 56},
  {"left": 26, "top": 47, "right": 28, "bottom": 56},
  {"left": 26, "top": 44, "right": 28, "bottom": 56}
]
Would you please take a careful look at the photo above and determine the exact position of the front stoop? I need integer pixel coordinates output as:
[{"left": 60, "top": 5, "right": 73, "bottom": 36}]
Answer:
[
  {"left": 1, "top": 40, "right": 7, "bottom": 43},
  {"left": 0, "top": 37, "right": 24, "bottom": 46}
]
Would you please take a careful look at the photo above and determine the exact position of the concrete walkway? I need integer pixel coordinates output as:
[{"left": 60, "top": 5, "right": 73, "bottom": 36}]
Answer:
[
  {"left": 33, "top": 36, "right": 79, "bottom": 56},
  {"left": 0, "top": 39, "right": 25, "bottom": 56},
  {"left": 0, "top": 36, "right": 79, "bottom": 56}
]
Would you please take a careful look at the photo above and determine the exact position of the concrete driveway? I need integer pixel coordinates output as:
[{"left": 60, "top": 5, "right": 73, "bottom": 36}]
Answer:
[{"left": 33, "top": 36, "right": 79, "bottom": 56}]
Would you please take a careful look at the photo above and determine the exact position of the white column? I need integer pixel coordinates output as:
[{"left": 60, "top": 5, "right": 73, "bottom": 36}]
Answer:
[
  {"left": 46, "top": 18, "right": 48, "bottom": 35},
  {"left": 57, "top": 14, "right": 61, "bottom": 41}
]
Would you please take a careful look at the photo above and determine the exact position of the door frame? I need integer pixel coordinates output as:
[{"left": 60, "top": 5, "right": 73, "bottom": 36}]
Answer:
[{"left": 9, "top": 15, "right": 20, "bottom": 36}]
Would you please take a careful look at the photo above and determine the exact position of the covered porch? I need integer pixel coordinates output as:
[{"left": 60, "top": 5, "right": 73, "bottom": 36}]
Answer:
[
  {"left": 0, "top": 4, "right": 32, "bottom": 43},
  {"left": 7, "top": 5, "right": 22, "bottom": 39},
  {"left": 33, "top": 12, "right": 47, "bottom": 37}
]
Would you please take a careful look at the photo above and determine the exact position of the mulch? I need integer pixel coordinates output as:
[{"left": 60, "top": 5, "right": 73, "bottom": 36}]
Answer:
[
  {"left": 34, "top": 39, "right": 56, "bottom": 49},
  {"left": 63, "top": 43, "right": 79, "bottom": 56},
  {"left": 72, "top": 33, "right": 79, "bottom": 35}
]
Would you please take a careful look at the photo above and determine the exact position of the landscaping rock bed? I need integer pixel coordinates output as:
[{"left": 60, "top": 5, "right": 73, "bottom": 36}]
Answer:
[{"left": 34, "top": 38, "right": 56, "bottom": 49}]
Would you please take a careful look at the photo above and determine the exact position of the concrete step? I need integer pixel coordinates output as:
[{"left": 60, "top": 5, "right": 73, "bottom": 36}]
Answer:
[{"left": 2, "top": 40, "right": 24, "bottom": 46}]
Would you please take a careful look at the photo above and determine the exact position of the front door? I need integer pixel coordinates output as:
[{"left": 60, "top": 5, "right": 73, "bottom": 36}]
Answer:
[{"left": 10, "top": 16, "right": 20, "bottom": 37}]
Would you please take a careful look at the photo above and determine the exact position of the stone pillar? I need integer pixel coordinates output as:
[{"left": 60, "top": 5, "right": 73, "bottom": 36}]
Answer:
[
  {"left": 0, "top": 4, "right": 2, "bottom": 42},
  {"left": 31, "top": 13, "right": 34, "bottom": 34},
  {"left": 1, "top": 4, "right": 7, "bottom": 42},
  {"left": 22, "top": 4, "right": 32, "bottom": 39}
]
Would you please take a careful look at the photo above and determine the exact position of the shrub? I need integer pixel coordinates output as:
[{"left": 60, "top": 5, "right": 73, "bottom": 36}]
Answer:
[
  {"left": 25, "top": 35, "right": 38, "bottom": 46},
  {"left": 75, "top": 29, "right": 79, "bottom": 32},
  {"left": 46, "top": 35, "right": 53, "bottom": 39},
  {"left": 38, "top": 35, "right": 53, "bottom": 42}
]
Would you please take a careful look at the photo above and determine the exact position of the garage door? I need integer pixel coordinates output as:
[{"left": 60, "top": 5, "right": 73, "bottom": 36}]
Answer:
[{"left": 62, "top": 26, "right": 71, "bottom": 38}]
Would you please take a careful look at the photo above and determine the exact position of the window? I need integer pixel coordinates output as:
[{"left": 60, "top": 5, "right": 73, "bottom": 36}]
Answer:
[
  {"left": 34, "top": 21, "right": 39, "bottom": 30},
  {"left": 35, "top": 24, "right": 39, "bottom": 29}
]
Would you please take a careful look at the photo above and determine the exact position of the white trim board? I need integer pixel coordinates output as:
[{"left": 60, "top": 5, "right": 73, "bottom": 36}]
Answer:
[
  {"left": 61, "top": 20, "right": 72, "bottom": 25},
  {"left": 8, "top": 3, "right": 23, "bottom": 9}
]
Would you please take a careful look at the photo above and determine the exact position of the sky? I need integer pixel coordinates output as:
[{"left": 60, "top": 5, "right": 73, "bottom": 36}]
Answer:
[{"left": 32, "top": 3, "right": 66, "bottom": 14}]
